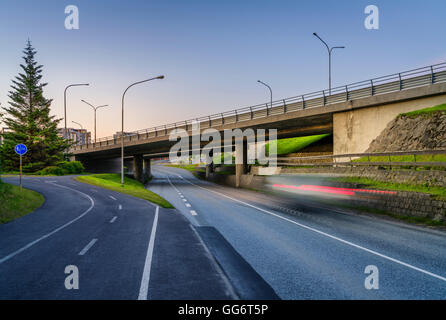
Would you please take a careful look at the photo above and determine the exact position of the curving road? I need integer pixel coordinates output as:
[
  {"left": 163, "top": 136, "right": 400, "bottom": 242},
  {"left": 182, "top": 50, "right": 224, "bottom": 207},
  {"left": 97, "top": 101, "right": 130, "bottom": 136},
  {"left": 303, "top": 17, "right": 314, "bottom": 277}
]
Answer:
[
  {"left": 0, "top": 175, "right": 235, "bottom": 299},
  {"left": 150, "top": 165, "right": 446, "bottom": 299}
]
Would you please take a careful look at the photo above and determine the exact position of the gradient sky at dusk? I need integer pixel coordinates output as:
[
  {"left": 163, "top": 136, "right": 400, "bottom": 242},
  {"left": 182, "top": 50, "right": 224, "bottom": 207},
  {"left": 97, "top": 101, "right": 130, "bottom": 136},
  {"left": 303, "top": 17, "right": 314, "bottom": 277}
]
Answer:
[{"left": 1, "top": 0, "right": 446, "bottom": 138}]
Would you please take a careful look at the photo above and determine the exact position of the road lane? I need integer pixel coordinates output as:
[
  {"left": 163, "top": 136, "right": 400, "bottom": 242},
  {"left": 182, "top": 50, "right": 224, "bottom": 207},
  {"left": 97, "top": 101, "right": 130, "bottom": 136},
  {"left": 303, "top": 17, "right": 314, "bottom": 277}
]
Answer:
[
  {"left": 0, "top": 175, "right": 234, "bottom": 299},
  {"left": 150, "top": 165, "right": 446, "bottom": 299}
]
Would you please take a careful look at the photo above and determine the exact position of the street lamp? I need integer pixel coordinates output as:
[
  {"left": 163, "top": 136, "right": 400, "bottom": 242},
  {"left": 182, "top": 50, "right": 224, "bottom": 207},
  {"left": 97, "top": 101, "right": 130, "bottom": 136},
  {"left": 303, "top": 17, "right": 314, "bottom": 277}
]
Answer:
[
  {"left": 64, "top": 83, "right": 89, "bottom": 139},
  {"left": 257, "top": 80, "right": 273, "bottom": 113},
  {"left": 72, "top": 121, "right": 84, "bottom": 145},
  {"left": 72, "top": 120, "right": 83, "bottom": 129},
  {"left": 313, "top": 32, "right": 345, "bottom": 95},
  {"left": 121, "top": 75, "right": 164, "bottom": 186},
  {"left": 80, "top": 100, "right": 109, "bottom": 144}
]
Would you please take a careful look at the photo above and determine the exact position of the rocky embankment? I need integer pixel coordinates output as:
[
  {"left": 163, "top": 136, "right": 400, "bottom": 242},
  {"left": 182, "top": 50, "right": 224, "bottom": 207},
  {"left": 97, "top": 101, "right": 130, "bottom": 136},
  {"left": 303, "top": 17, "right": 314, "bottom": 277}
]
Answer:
[{"left": 367, "top": 111, "right": 446, "bottom": 152}]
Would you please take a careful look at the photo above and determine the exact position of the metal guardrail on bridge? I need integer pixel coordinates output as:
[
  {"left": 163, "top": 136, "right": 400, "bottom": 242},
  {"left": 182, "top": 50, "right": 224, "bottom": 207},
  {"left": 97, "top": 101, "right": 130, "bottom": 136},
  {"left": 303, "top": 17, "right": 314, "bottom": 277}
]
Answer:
[{"left": 72, "top": 62, "right": 446, "bottom": 151}]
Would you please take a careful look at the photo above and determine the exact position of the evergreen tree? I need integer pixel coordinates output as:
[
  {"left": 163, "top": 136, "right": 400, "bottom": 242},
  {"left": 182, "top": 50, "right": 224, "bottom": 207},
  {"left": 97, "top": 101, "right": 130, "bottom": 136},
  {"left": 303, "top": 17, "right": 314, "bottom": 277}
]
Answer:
[{"left": 0, "top": 40, "right": 69, "bottom": 172}]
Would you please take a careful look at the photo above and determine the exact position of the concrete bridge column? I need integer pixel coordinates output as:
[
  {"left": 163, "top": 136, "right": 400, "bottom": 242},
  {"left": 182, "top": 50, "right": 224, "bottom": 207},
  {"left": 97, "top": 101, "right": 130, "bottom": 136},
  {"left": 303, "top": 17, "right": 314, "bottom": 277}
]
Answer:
[
  {"left": 205, "top": 149, "right": 214, "bottom": 179},
  {"left": 133, "top": 155, "right": 144, "bottom": 183},
  {"left": 205, "top": 163, "right": 214, "bottom": 179},
  {"left": 143, "top": 158, "right": 151, "bottom": 182},
  {"left": 235, "top": 139, "right": 248, "bottom": 188}
]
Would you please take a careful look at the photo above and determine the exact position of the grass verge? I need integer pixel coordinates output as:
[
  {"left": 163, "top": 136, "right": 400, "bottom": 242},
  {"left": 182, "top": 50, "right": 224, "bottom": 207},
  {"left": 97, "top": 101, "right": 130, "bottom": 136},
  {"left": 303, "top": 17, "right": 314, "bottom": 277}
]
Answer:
[
  {"left": 330, "top": 176, "right": 446, "bottom": 201},
  {"left": 265, "top": 134, "right": 331, "bottom": 155},
  {"left": 399, "top": 103, "right": 446, "bottom": 118},
  {"left": 0, "top": 181, "right": 45, "bottom": 224},
  {"left": 75, "top": 173, "right": 173, "bottom": 208}
]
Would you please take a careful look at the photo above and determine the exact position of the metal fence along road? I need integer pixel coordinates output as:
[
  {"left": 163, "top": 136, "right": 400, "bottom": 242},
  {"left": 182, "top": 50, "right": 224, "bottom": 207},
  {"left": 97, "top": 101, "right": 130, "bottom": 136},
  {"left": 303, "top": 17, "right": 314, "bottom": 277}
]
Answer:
[
  {"left": 72, "top": 62, "right": 446, "bottom": 151},
  {"left": 276, "top": 149, "right": 446, "bottom": 169}
]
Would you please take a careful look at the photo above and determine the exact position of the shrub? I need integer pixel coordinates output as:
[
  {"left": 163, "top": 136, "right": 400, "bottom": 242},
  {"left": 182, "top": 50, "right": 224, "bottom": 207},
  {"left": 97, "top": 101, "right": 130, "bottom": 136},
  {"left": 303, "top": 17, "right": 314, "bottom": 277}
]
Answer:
[
  {"left": 22, "top": 161, "right": 46, "bottom": 173},
  {"left": 37, "top": 161, "right": 84, "bottom": 176},
  {"left": 55, "top": 161, "right": 84, "bottom": 174},
  {"left": 37, "top": 166, "right": 66, "bottom": 176}
]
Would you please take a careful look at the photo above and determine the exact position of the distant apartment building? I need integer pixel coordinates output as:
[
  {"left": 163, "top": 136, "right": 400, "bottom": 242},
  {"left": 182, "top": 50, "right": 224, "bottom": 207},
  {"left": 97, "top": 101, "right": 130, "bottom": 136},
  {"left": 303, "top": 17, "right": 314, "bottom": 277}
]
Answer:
[
  {"left": 0, "top": 127, "right": 11, "bottom": 145},
  {"left": 57, "top": 128, "right": 91, "bottom": 145}
]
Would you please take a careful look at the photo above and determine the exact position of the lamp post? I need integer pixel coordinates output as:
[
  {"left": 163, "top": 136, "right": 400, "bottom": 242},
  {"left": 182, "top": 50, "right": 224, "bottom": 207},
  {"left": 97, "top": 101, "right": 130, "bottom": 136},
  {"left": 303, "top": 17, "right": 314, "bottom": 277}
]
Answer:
[
  {"left": 72, "top": 121, "right": 84, "bottom": 145},
  {"left": 257, "top": 80, "right": 273, "bottom": 113},
  {"left": 121, "top": 75, "right": 164, "bottom": 186},
  {"left": 72, "top": 120, "right": 83, "bottom": 130},
  {"left": 64, "top": 83, "right": 89, "bottom": 139},
  {"left": 312, "top": 33, "right": 345, "bottom": 95},
  {"left": 80, "top": 100, "right": 109, "bottom": 144}
]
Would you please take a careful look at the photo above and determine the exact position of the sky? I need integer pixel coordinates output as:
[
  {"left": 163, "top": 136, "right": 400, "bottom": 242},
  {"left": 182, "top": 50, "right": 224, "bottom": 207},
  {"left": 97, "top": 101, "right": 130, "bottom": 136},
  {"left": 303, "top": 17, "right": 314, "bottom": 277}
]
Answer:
[{"left": 1, "top": 0, "right": 445, "bottom": 139}]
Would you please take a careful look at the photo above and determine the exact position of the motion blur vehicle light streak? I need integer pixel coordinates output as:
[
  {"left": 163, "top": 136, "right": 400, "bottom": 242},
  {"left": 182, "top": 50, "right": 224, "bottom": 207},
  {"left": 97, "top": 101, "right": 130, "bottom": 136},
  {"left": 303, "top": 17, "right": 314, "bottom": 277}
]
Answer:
[
  {"left": 273, "top": 184, "right": 355, "bottom": 196},
  {"left": 273, "top": 184, "right": 398, "bottom": 196},
  {"left": 300, "top": 185, "right": 398, "bottom": 195}
]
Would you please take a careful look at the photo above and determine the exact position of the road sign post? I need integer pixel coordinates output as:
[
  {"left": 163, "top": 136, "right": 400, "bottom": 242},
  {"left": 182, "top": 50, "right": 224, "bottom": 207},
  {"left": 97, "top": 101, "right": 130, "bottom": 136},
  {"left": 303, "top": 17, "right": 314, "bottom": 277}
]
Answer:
[{"left": 15, "top": 144, "right": 27, "bottom": 191}]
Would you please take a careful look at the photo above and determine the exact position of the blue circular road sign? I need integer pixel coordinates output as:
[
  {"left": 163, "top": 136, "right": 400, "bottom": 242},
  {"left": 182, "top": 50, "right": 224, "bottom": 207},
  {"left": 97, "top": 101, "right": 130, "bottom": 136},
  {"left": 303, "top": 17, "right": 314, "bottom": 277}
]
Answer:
[{"left": 15, "top": 144, "right": 27, "bottom": 155}]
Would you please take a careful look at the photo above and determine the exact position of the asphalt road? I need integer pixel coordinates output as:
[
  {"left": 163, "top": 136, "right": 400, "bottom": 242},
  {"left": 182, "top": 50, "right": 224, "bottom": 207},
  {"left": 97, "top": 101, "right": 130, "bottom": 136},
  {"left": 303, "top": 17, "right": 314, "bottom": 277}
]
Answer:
[
  {"left": 0, "top": 175, "right": 235, "bottom": 300},
  {"left": 150, "top": 165, "right": 446, "bottom": 299}
]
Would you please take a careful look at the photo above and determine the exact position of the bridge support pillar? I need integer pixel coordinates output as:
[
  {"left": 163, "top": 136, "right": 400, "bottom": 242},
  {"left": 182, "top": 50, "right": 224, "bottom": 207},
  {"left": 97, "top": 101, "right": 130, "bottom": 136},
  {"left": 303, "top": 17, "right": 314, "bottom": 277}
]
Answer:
[
  {"left": 133, "top": 155, "right": 144, "bottom": 183},
  {"left": 205, "top": 163, "right": 214, "bottom": 179},
  {"left": 205, "top": 148, "right": 214, "bottom": 179},
  {"left": 143, "top": 158, "right": 151, "bottom": 182},
  {"left": 235, "top": 139, "right": 248, "bottom": 188}
]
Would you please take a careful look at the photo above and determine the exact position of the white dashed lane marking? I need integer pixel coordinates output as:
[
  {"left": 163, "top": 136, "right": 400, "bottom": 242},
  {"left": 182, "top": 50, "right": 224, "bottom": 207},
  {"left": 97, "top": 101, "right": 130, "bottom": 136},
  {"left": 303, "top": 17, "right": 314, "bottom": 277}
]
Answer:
[
  {"left": 118, "top": 204, "right": 122, "bottom": 210},
  {"left": 78, "top": 239, "right": 98, "bottom": 256},
  {"left": 190, "top": 210, "right": 197, "bottom": 216},
  {"left": 185, "top": 203, "right": 191, "bottom": 208},
  {"left": 109, "top": 196, "right": 117, "bottom": 201},
  {"left": 110, "top": 216, "right": 117, "bottom": 223}
]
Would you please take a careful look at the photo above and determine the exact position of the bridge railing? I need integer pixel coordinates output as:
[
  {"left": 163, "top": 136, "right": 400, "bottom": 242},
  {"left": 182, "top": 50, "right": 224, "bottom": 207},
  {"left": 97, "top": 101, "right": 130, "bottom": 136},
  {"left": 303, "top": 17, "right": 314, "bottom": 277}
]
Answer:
[
  {"left": 275, "top": 149, "right": 446, "bottom": 169},
  {"left": 73, "top": 62, "right": 446, "bottom": 151}
]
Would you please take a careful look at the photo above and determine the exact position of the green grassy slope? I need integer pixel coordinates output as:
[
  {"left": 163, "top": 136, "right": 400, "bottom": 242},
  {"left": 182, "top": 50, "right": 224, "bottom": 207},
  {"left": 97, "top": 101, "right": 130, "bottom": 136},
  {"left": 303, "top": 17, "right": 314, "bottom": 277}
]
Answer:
[
  {"left": 265, "top": 134, "right": 331, "bottom": 155},
  {"left": 75, "top": 174, "right": 173, "bottom": 208},
  {"left": 399, "top": 103, "right": 446, "bottom": 118},
  {"left": 0, "top": 181, "right": 45, "bottom": 223}
]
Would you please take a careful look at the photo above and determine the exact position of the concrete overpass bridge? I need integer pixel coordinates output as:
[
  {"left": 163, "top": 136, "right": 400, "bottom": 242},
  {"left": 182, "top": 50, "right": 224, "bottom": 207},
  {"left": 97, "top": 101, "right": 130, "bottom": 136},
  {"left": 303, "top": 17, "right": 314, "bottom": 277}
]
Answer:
[{"left": 71, "top": 62, "right": 446, "bottom": 185}]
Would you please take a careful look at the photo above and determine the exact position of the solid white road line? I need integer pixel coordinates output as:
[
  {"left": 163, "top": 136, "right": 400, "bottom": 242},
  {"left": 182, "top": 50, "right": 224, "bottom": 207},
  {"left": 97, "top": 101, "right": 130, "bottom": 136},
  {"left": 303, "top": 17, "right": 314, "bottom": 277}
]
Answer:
[
  {"left": 161, "top": 168, "right": 446, "bottom": 283},
  {"left": 138, "top": 206, "right": 159, "bottom": 300},
  {"left": 109, "top": 195, "right": 117, "bottom": 201},
  {"left": 190, "top": 210, "right": 197, "bottom": 216},
  {"left": 110, "top": 216, "right": 118, "bottom": 223},
  {"left": 118, "top": 204, "right": 122, "bottom": 210},
  {"left": 78, "top": 239, "right": 98, "bottom": 255},
  {"left": 0, "top": 182, "right": 95, "bottom": 265}
]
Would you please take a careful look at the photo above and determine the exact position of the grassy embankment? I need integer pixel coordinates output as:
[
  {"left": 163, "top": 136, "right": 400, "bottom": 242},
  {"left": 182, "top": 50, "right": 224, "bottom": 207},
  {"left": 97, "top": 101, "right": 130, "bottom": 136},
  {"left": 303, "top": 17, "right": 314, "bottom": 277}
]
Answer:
[
  {"left": 265, "top": 134, "right": 330, "bottom": 155},
  {"left": 399, "top": 103, "right": 446, "bottom": 118},
  {"left": 75, "top": 173, "right": 173, "bottom": 208},
  {"left": 0, "top": 181, "right": 44, "bottom": 224}
]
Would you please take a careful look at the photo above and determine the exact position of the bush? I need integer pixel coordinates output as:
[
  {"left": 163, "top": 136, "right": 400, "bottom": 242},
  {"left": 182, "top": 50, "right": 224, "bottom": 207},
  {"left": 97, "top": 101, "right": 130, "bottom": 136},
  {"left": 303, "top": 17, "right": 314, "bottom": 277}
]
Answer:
[
  {"left": 37, "top": 161, "right": 84, "bottom": 176},
  {"left": 37, "top": 166, "right": 66, "bottom": 176},
  {"left": 55, "top": 161, "right": 84, "bottom": 174},
  {"left": 22, "top": 161, "right": 46, "bottom": 173}
]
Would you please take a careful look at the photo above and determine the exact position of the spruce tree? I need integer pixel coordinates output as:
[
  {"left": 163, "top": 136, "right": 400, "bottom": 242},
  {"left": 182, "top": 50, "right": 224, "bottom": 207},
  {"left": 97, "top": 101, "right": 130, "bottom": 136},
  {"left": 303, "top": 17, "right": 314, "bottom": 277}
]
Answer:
[{"left": 0, "top": 40, "right": 69, "bottom": 172}]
